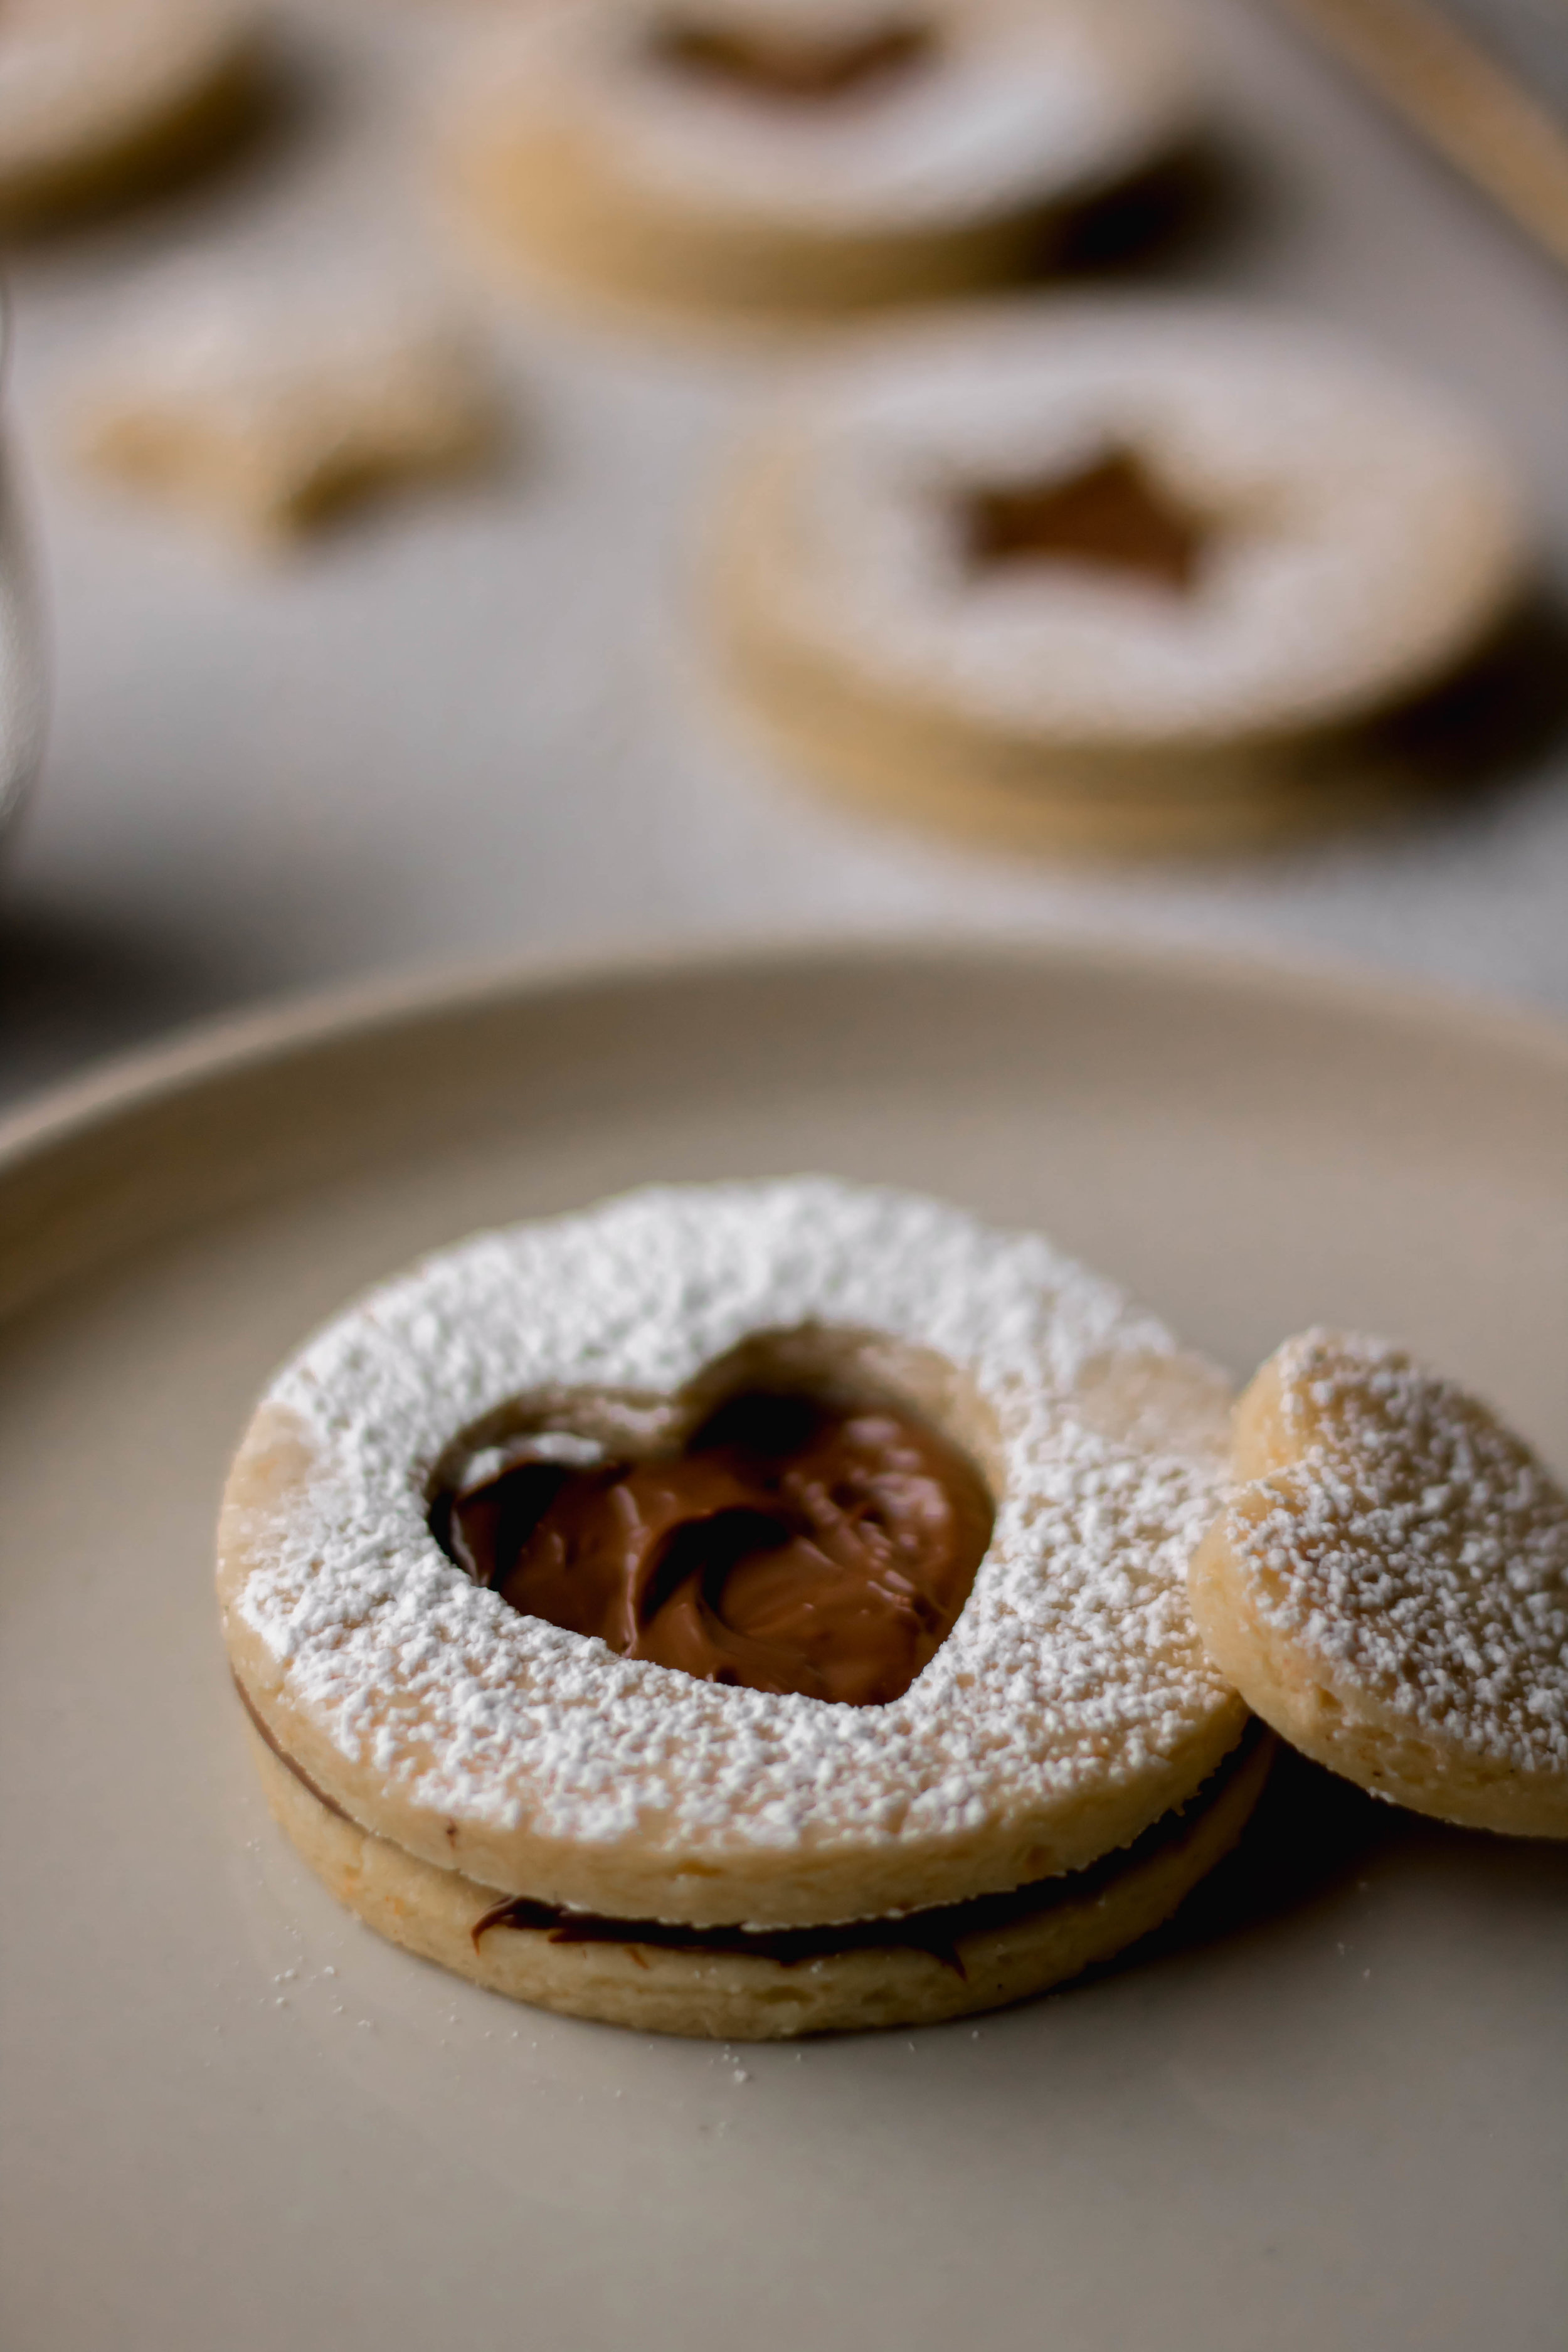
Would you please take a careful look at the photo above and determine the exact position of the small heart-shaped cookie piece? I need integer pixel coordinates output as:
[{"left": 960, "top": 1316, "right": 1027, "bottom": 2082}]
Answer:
[{"left": 1189, "top": 1331, "right": 1568, "bottom": 1837}]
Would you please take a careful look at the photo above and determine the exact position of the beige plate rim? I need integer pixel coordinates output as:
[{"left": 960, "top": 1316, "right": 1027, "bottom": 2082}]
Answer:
[{"left": 3, "top": 921, "right": 1564, "bottom": 1210}]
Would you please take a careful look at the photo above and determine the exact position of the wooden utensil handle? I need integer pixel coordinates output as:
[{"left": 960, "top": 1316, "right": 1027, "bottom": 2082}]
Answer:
[{"left": 1279, "top": 0, "right": 1568, "bottom": 267}]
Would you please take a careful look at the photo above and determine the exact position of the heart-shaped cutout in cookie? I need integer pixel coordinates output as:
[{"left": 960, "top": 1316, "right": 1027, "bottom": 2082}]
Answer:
[{"left": 433, "top": 1380, "right": 993, "bottom": 1708}]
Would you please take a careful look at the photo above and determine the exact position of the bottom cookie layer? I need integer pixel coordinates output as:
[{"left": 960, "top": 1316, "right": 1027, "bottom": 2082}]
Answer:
[
  {"left": 718, "top": 605, "right": 1411, "bottom": 862},
  {"left": 246, "top": 1723, "right": 1272, "bottom": 2038},
  {"left": 452, "top": 125, "right": 1066, "bottom": 325}
]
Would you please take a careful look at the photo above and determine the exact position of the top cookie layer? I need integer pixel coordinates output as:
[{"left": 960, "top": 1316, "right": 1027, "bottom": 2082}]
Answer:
[
  {"left": 219, "top": 1180, "right": 1246, "bottom": 1924},
  {"left": 718, "top": 304, "right": 1525, "bottom": 748}
]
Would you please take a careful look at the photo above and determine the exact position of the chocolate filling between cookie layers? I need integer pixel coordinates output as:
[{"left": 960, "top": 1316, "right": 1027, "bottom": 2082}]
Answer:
[
  {"left": 470, "top": 1725, "right": 1268, "bottom": 1975},
  {"left": 432, "top": 1387, "right": 995, "bottom": 1707},
  {"left": 233, "top": 1674, "right": 1263, "bottom": 1981},
  {"left": 649, "top": 16, "right": 936, "bottom": 103}
]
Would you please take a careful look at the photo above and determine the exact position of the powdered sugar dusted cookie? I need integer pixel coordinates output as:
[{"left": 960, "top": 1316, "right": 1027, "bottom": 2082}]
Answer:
[
  {"left": 73, "top": 279, "right": 502, "bottom": 545},
  {"left": 711, "top": 302, "right": 1527, "bottom": 852},
  {"left": 445, "top": 0, "right": 1196, "bottom": 316},
  {"left": 0, "top": 0, "right": 265, "bottom": 228},
  {"left": 1189, "top": 1332, "right": 1568, "bottom": 1839},
  {"left": 218, "top": 1179, "right": 1254, "bottom": 2032}
]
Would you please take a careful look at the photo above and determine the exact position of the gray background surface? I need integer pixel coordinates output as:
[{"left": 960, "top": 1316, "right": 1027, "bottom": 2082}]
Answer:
[{"left": 3, "top": 0, "right": 1567, "bottom": 1107}]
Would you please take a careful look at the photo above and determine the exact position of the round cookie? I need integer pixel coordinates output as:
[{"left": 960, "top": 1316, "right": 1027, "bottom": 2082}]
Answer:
[
  {"left": 0, "top": 0, "right": 265, "bottom": 230},
  {"left": 709, "top": 303, "right": 1527, "bottom": 853},
  {"left": 1189, "top": 1331, "right": 1568, "bottom": 1838},
  {"left": 245, "top": 1712, "right": 1273, "bottom": 2038},
  {"left": 218, "top": 1180, "right": 1249, "bottom": 1956},
  {"left": 444, "top": 0, "right": 1196, "bottom": 318}
]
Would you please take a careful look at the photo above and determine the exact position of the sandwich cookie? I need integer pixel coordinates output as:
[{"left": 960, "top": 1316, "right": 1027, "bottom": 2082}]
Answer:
[
  {"left": 710, "top": 303, "right": 1527, "bottom": 854},
  {"left": 445, "top": 0, "right": 1196, "bottom": 317},
  {"left": 218, "top": 1179, "right": 1258, "bottom": 2034},
  {"left": 244, "top": 1703, "right": 1271, "bottom": 2037}
]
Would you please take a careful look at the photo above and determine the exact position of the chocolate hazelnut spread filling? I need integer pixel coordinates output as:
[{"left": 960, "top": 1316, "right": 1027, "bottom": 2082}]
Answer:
[
  {"left": 434, "top": 1389, "right": 994, "bottom": 1707},
  {"left": 470, "top": 1726, "right": 1266, "bottom": 1974},
  {"left": 233, "top": 1673, "right": 356, "bottom": 1826},
  {"left": 963, "top": 448, "right": 1207, "bottom": 591},
  {"left": 650, "top": 16, "right": 935, "bottom": 102}
]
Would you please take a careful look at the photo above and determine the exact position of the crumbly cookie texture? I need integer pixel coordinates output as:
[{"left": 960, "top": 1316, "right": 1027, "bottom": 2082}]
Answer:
[
  {"left": 0, "top": 0, "right": 264, "bottom": 226},
  {"left": 218, "top": 1179, "right": 1247, "bottom": 1927},
  {"left": 248, "top": 1720, "right": 1273, "bottom": 2038},
  {"left": 447, "top": 0, "right": 1194, "bottom": 315},
  {"left": 1189, "top": 1331, "right": 1568, "bottom": 1838},
  {"left": 712, "top": 302, "right": 1526, "bottom": 818},
  {"left": 73, "top": 283, "right": 501, "bottom": 545}
]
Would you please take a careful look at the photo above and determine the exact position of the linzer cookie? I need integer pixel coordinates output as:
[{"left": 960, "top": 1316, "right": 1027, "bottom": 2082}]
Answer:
[
  {"left": 217, "top": 1178, "right": 1263, "bottom": 2038},
  {"left": 443, "top": 0, "right": 1195, "bottom": 317},
  {"left": 1190, "top": 1332, "right": 1568, "bottom": 1840},
  {"left": 709, "top": 302, "right": 1528, "bottom": 854},
  {"left": 0, "top": 0, "right": 265, "bottom": 228}
]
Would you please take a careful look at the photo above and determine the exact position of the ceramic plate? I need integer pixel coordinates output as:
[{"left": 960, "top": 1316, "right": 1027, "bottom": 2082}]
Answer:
[{"left": 1, "top": 938, "right": 1564, "bottom": 2351}]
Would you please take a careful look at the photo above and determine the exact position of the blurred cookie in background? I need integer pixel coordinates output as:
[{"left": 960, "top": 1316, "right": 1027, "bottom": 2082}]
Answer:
[
  {"left": 707, "top": 302, "right": 1530, "bottom": 856},
  {"left": 70, "top": 276, "right": 505, "bottom": 548},
  {"left": 442, "top": 0, "right": 1198, "bottom": 320},
  {"left": 0, "top": 0, "right": 273, "bottom": 230}
]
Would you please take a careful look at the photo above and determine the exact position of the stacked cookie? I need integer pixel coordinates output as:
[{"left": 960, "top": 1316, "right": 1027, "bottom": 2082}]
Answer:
[
  {"left": 218, "top": 1179, "right": 1266, "bottom": 2038},
  {"left": 708, "top": 304, "right": 1528, "bottom": 856},
  {"left": 447, "top": 0, "right": 1196, "bottom": 319},
  {"left": 216, "top": 1182, "right": 1567, "bottom": 2038}
]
